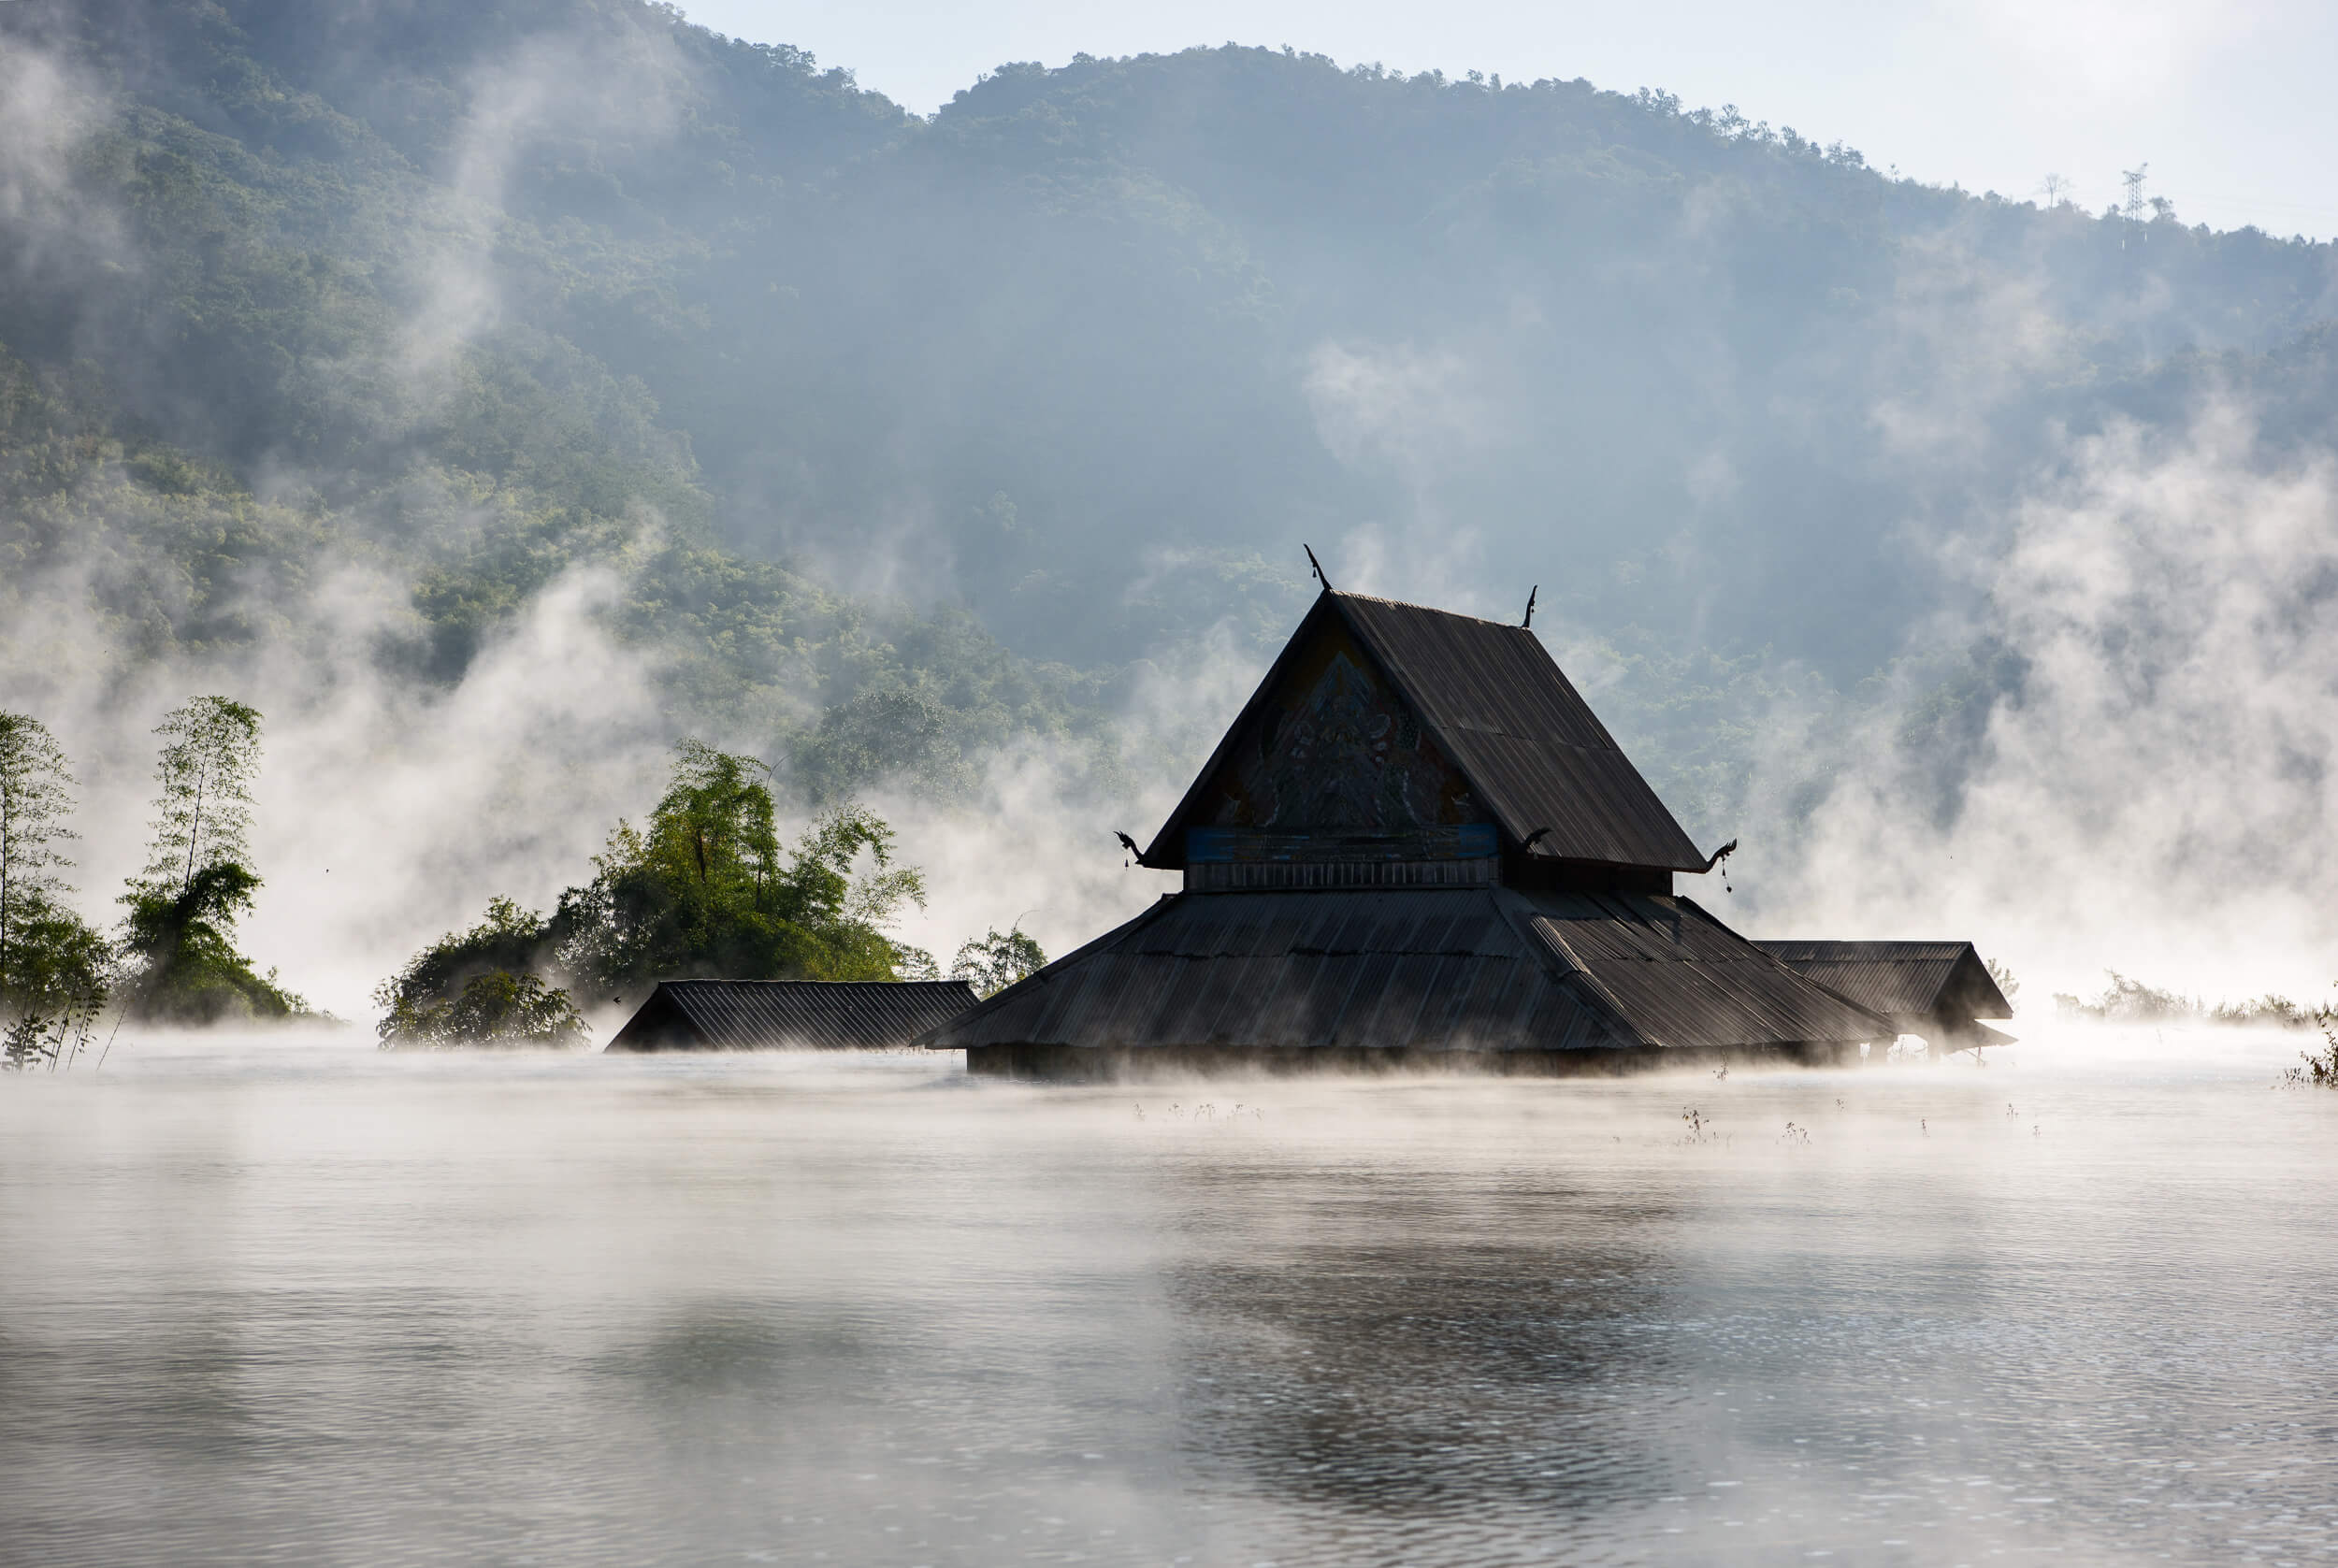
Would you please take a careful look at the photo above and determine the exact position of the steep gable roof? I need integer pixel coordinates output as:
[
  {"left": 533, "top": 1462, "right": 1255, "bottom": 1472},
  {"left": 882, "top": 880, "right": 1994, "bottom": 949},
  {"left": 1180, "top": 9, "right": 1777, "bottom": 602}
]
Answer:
[
  {"left": 1144, "top": 590, "right": 1710, "bottom": 871},
  {"left": 606, "top": 979, "right": 979, "bottom": 1052}
]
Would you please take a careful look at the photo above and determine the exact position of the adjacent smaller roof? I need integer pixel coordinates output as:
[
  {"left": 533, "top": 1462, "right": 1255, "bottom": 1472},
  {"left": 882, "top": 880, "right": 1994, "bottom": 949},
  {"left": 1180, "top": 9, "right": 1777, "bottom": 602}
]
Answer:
[
  {"left": 1752, "top": 941, "right": 2013, "bottom": 1024},
  {"left": 606, "top": 979, "right": 979, "bottom": 1052}
]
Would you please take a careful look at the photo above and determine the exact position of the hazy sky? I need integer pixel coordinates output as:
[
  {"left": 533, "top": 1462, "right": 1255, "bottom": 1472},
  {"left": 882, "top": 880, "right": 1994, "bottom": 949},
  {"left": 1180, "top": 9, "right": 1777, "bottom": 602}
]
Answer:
[{"left": 680, "top": 0, "right": 2338, "bottom": 239}]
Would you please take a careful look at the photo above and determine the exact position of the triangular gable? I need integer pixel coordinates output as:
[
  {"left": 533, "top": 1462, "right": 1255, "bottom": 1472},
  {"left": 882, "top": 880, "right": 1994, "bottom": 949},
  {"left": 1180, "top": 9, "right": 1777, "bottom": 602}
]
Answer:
[
  {"left": 1145, "top": 591, "right": 1709, "bottom": 871},
  {"left": 1940, "top": 947, "right": 2015, "bottom": 1021},
  {"left": 1145, "top": 601, "right": 1487, "bottom": 857},
  {"left": 611, "top": 980, "right": 979, "bottom": 1051}
]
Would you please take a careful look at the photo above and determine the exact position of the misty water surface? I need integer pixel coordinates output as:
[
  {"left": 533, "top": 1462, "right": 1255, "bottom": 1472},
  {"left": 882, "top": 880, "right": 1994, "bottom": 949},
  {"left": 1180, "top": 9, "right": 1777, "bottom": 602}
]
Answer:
[{"left": 3, "top": 1029, "right": 2333, "bottom": 1567}]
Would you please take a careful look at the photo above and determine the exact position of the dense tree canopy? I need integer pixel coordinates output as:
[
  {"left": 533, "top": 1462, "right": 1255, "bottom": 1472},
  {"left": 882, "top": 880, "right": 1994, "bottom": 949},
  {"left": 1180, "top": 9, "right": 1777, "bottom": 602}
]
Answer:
[
  {"left": 377, "top": 742, "right": 937, "bottom": 1045},
  {"left": 118, "top": 861, "right": 306, "bottom": 1026},
  {"left": 556, "top": 748, "right": 930, "bottom": 995},
  {"left": 374, "top": 897, "right": 586, "bottom": 1047}
]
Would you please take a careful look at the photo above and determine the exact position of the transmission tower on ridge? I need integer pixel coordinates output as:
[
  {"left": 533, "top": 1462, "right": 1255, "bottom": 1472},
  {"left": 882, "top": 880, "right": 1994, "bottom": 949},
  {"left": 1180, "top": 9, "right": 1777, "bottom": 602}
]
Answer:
[{"left": 2121, "top": 165, "right": 2149, "bottom": 223}]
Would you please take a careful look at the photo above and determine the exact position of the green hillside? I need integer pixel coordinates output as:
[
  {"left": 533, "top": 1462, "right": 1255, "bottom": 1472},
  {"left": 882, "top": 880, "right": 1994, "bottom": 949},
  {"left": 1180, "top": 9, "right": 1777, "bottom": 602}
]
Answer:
[{"left": 5, "top": 0, "right": 2335, "bottom": 826}]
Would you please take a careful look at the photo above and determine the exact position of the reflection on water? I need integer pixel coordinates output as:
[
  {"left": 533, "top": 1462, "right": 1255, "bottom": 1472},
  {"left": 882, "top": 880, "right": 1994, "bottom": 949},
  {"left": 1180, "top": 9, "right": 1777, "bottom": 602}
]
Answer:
[{"left": 3, "top": 1029, "right": 2334, "bottom": 1566}]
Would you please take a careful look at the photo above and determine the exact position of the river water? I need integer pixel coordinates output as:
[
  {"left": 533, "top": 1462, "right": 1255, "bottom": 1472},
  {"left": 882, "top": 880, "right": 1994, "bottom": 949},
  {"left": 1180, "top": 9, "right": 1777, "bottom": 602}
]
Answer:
[{"left": 2, "top": 1026, "right": 2333, "bottom": 1567}]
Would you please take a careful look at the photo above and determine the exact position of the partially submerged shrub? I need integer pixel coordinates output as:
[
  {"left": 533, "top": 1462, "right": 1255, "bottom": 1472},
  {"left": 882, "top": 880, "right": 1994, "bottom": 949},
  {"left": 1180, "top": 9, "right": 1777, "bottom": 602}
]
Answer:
[
  {"left": 2211, "top": 994, "right": 2334, "bottom": 1029},
  {"left": 2282, "top": 1030, "right": 2338, "bottom": 1088},
  {"left": 950, "top": 926, "right": 1046, "bottom": 999},
  {"left": 375, "top": 899, "right": 583, "bottom": 1049},
  {"left": 2057, "top": 971, "right": 2338, "bottom": 1030},
  {"left": 380, "top": 969, "right": 586, "bottom": 1050},
  {"left": 3, "top": 712, "right": 114, "bottom": 1063},
  {"left": 2055, "top": 971, "right": 2201, "bottom": 1024},
  {"left": 119, "top": 862, "right": 311, "bottom": 1025}
]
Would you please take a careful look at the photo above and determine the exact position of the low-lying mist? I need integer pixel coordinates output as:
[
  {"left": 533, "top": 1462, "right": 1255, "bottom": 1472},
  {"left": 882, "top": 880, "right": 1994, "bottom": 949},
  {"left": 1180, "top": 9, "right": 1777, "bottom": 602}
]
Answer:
[
  {"left": 15, "top": 395, "right": 2338, "bottom": 1029},
  {"left": 1740, "top": 396, "right": 2338, "bottom": 1006},
  {"left": 6, "top": 1022, "right": 2333, "bottom": 1564}
]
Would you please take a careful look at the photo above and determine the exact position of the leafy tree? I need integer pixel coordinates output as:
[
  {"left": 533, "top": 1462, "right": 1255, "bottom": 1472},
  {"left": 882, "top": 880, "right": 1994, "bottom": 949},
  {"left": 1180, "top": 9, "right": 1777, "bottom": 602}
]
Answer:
[
  {"left": 119, "top": 863, "right": 307, "bottom": 1025},
  {"left": 422, "top": 972, "right": 585, "bottom": 1048},
  {"left": 553, "top": 742, "right": 929, "bottom": 992},
  {"left": 374, "top": 898, "right": 584, "bottom": 1049},
  {"left": 950, "top": 927, "right": 1047, "bottom": 999},
  {"left": 0, "top": 909, "right": 111, "bottom": 1071},
  {"left": 380, "top": 970, "right": 585, "bottom": 1050},
  {"left": 139, "top": 698, "right": 262, "bottom": 898},
  {"left": 0, "top": 712, "right": 77, "bottom": 967},
  {"left": 891, "top": 943, "right": 943, "bottom": 981},
  {"left": 0, "top": 713, "right": 110, "bottom": 1065},
  {"left": 116, "top": 698, "right": 306, "bottom": 1024},
  {"left": 375, "top": 744, "right": 936, "bottom": 1037},
  {"left": 2288, "top": 1014, "right": 2338, "bottom": 1087},
  {"left": 652, "top": 740, "right": 785, "bottom": 900}
]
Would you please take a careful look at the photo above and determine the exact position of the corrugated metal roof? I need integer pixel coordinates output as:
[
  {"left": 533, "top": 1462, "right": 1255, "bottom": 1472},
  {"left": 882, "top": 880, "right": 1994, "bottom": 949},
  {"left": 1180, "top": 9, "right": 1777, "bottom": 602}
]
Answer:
[
  {"left": 1753, "top": 941, "right": 2013, "bottom": 1022},
  {"left": 921, "top": 889, "right": 1889, "bottom": 1056},
  {"left": 1144, "top": 591, "right": 1712, "bottom": 873},
  {"left": 1337, "top": 595, "right": 1707, "bottom": 870},
  {"left": 1757, "top": 940, "right": 1974, "bottom": 963},
  {"left": 1534, "top": 895, "right": 1893, "bottom": 1049},
  {"left": 608, "top": 980, "right": 978, "bottom": 1052}
]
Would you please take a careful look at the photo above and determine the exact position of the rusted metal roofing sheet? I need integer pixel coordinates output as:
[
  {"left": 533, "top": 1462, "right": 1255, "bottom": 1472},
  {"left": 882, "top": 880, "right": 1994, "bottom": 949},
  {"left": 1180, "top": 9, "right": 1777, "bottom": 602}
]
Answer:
[
  {"left": 607, "top": 979, "right": 978, "bottom": 1052},
  {"left": 920, "top": 889, "right": 1889, "bottom": 1056},
  {"left": 1142, "top": 592, "right": 1712, "bottom": 873},
  {"left": 1753, "top": 941, "right": 2013, "bottom": 1021}
]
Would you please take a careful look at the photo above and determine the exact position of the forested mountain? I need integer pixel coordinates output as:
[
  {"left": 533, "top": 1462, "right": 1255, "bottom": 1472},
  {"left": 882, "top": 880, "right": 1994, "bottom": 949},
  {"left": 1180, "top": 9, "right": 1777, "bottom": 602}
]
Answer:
[{"left": 6, "top": 0, "right": 2338, "bottom": 1003}]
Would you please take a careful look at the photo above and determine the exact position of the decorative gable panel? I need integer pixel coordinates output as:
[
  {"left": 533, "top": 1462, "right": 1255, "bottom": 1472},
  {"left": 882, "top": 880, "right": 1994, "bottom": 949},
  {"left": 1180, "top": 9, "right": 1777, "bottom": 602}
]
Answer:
[{"left": 1192, "top": 619, "right": 1486, "bottom": 833}]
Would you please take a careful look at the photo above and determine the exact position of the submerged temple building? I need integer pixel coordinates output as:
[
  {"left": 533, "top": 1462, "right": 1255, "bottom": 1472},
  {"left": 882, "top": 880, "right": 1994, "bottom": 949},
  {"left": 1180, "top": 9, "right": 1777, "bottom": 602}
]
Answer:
[{"left": 922, "top": 587, "right": 1900, "bottom": 1078}]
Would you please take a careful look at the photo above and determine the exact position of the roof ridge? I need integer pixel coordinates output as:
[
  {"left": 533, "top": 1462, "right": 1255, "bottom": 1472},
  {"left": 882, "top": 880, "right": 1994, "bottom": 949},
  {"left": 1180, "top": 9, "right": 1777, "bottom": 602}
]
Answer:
[
  {"left": 666, "top": 977, "right": 973, "bottom": 988},
  {"left": 1324, "top": 587, "right": 1528, "bottom": 630}
]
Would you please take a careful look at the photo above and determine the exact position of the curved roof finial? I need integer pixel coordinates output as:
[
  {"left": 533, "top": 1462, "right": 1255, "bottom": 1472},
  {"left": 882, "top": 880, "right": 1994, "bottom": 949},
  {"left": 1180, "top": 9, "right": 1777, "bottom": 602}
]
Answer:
[{"left": 1304, "top": 543, "right": 1332, "bottom": 592}]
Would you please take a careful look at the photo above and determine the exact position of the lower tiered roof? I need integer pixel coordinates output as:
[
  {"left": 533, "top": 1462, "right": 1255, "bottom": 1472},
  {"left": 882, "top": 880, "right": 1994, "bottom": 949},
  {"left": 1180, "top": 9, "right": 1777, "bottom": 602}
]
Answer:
[{"left": 920, "top": 888, "right": 1889, "bottom": 1057}]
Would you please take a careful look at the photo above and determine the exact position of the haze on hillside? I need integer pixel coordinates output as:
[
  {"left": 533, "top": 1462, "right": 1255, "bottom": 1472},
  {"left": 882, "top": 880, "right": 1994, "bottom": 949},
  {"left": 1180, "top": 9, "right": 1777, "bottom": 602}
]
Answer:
[
  {"left": 4, "top": 0, "right": 2336, "bottom": 1014},
  {"left": 686, "top": 0, "right": 2338, "bottom": 239}
]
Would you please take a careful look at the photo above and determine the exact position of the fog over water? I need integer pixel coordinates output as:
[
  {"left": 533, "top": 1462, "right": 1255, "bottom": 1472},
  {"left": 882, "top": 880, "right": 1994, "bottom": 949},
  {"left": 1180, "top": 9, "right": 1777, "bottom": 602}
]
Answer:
[
  {"left": 7, "top": 14, "right": 2337, "bottom": 1561},
  {"left": 5, "top": 1026, "right": 2333, "bottom": 1566}
]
